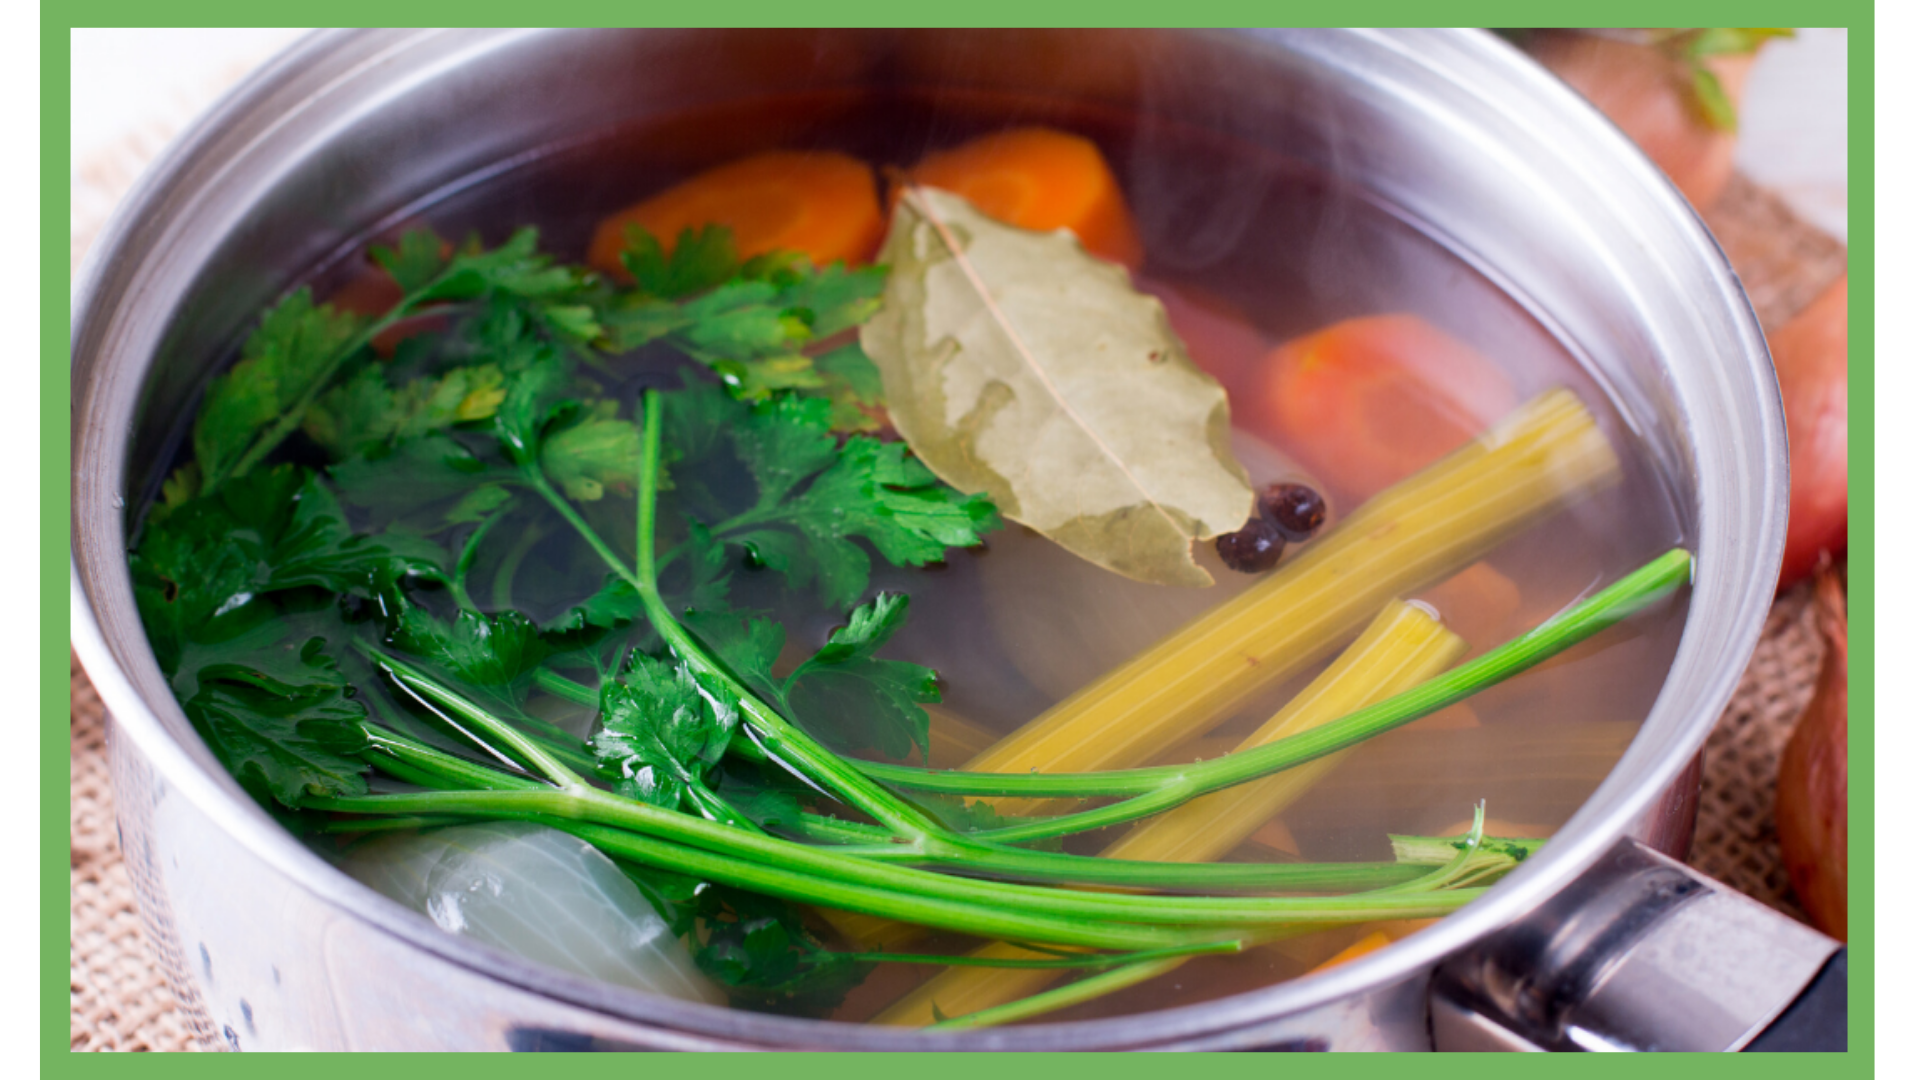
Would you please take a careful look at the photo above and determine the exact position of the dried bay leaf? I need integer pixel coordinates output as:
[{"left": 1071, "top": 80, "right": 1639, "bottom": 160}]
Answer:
[{"left": 860, "top": 187, "right": 1253, "bottom": 586}]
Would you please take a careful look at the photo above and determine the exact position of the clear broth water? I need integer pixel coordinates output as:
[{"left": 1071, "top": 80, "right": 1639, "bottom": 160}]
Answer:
[{"left": 284, "top": 89, "right": 1689, "bottom": 1022}]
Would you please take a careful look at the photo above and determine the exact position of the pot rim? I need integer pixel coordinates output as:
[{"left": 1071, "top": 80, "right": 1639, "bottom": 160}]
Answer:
[{"left": 70, "top": 27, "right": 1784, "bottom": 1050}]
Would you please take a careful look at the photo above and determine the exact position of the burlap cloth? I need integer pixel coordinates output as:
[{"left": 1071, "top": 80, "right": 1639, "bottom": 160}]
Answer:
[{"left": 67, "top": 131, "right": 1845, "bottom": 1051}]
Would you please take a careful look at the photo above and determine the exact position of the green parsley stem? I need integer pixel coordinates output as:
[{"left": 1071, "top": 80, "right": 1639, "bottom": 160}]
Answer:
[
  {"left": 354, "top": 722, "right": 1504, "bottom": 895},
  {"left": 361, "top": 647, "right": 589, "bottom": 791},
  {"left": 926, "top": 957, "right": 1189, "bottom": 1030},
  {"left": 313, "top": 814, "right": 475, "bottom": 835},
  {"left": 449, "top": 509, "right": 508, "bottom": 614},
  {"left": 359, "top": 723, "right": 546, "bottom": 792},
  {"left": 534, "top": 668, "right": 600, "bottom": 707},
  {"left": 853, "top": 940, "right": 1241, "bottom": 970},
  {"left": 489, "top": 517, "right": 549, "bottom": 611},
  {"left": 305, "top": 786, "right": 1487, "bottom": 930}
]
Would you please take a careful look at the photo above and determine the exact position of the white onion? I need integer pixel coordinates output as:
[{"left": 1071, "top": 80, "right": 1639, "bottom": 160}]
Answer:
[{"left": 342, "top": 821, "right": 724, "bottom": 1004}]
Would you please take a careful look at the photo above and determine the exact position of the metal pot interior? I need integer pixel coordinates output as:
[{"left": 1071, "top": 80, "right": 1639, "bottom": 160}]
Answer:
[{"left": 71, "top": 28, "right": 1785, "bottom": 1049}]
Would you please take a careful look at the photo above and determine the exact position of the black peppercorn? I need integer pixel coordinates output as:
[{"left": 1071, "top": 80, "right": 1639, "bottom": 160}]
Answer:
[
  {"left": 1260, "top": 482, "right": 1327, "bottom": 542},
  {"left": 1216, "top": 518, "right": 1285, "bottom": 573}
]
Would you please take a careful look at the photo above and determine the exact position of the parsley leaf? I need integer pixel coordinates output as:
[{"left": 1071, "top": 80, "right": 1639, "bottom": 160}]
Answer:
[
  {"left": 179, "top": 630, "right": 372, "bottom": 808},
  {"left": 191, "top": 228, "right": 603, "bottom": 497},
  {"left": 269, "top": 475, "right": 450, "bottom": 599},
  {"left": 613, "top": 857, "right": 871, "bottom": 1018},
  {"left": 540, "top": 400, "right": 642, "bottom": 502},
  {"left": 619, "top": 225, "right": 741, "bottom": 300},
  {"left": 330, "top": 435, "right": 518, "bottom": 532},
  {"left": 491, "top": 347, "right": 579, "bottom": 466},
  {"left": 406, "top": 227, "right": 602, "bottom": 343},
  {"left": 368, "top": 229, "right": 448, "bottom": 293},
  {"left": 664, "top": 383, "right": 998, "bottom": 610},
  {"left": 543, "top": 573, "right": 645, "bottom": 636},
  {"left": 193, "top": 289, "right": 366, "bottom": 491},
  {"left": 681, "top": 594, "right": 939, "bottom": 761},
  {"left": 689, "top": 889, "right": 873, "bottom": 1017},
  {"left": 132, "top": 466, "right": 449, "bottom": 675},
  {"left": 782, "top": 594, "right": 939, "bottom": 762},
  {"left": 592, "top": 652, "right": 738, "bottom": 811},
  {"left": 681, "top": 608, "right": 787, "bottom": 704},
  {"left": 304, "top": 362, "right": 508, "bottom": 459},
  {"left": 601, "top": 231, "right": 888, "bottom": 420},
  {"left": 387, "top": 606, "right": 550, "bottom": 715}
]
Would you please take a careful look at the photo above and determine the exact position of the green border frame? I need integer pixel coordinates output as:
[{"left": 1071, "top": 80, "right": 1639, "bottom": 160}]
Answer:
[{"left": 47, "top": 4, "right": 1874, "bottom": 1074}]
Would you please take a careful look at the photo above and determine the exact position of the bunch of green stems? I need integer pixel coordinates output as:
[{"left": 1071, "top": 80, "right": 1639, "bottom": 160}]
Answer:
[{"left": 311, "top": 390, "right": 1693, "bottom": 992}]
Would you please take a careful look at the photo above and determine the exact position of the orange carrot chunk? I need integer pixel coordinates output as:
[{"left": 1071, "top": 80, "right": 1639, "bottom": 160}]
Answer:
[
  {"left": 587, "top": 150, "right": 884, "bottom": 277},
  {"left": 905, "top": 127, "right": 1145, "bottom": 270},
  {"left": 1254, "top": 315, "right": 1518, "bottom": 503}
]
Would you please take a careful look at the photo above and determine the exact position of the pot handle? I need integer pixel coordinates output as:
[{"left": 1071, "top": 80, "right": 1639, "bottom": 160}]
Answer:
[{"left": 1429, "top": 837, "right": 1842, "bottom": 1051}]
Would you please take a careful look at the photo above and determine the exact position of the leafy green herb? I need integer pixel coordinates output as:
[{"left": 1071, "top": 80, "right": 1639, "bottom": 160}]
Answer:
[
  {"left": 304, "top": 362, "right": 508, "bottom": 459},
  {"left": 188, "top": 227, "right": 599, "bottom": 499},
  {"left": 618, "top": 224, "right": 743, "bottom": 301},
  {"left": 593, "top": 652, "right": 738, "bottom": 811},
  {"left": 330, "top": 435, "right": 519, "bottom": 530},
  {"left": 540, "top": 400, "right": 643, "bottom": 502},
  {"left": 192, "top": 290, "right": 367, "bottom": 493},
  {"left": 666, "top": 383, "right": 998, "bottom": 610},
  {"left": 132, "top": 465, "right": 447, "bottom": 675},
  {"left": 543, "top": 573, "right": 646, "bottom": 636},
  {"left": 1648, "top": 28, "right": 1795, "bottom": 132},
  {"left": 180, "top": 630, "right": 372, "bottom": 808},
  {"left": 686, "top": 593, "right": 939, "bottom": 761},
  {"left": 689, "top": 888, "right": 874, "bottom": 1017},
  {"left": 387, "top": 606, "right": 550, "bottom": 716},
  {"left": 782, "top": 593, "right": 940, "bottom": 761},
  {"left": 603, "top": 229, "right": 889, "bottom": 421}
]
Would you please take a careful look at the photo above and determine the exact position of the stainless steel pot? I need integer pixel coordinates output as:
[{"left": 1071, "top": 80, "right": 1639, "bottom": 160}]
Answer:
[{"left": 71, "top": 28, "right": 1837, "bottom": 1051}]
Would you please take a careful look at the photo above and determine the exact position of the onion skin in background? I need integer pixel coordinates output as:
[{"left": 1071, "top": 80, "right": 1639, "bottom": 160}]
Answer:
[
  {"left": 1773, "top": 276, "right": 1850, "bottom": 591},
  {"left": 1776, "top": 565, "right": 1847, "bottom": 940},
  {"left": 1529, "top": 31, "right": 1755, "bottom": 210}
]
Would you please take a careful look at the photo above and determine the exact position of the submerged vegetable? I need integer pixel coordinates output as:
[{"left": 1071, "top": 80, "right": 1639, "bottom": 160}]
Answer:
[
  {"left": 588, "top": 150, "right": 885, "bottom": 275},
  {"left": 905, "top": 127, "right": 1145, "bottom": 270},
  {"left": 344, "top": 821, "right": 725, "bottom": 1003}
]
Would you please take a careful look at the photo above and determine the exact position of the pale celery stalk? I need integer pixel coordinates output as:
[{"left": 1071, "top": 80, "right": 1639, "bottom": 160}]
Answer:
[
  {"left": 872, "top": 600, "right": 1463, "bottom": 1027},
  {"left": 963, "top": 389, "right": 1618, "bottom": 818}
]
